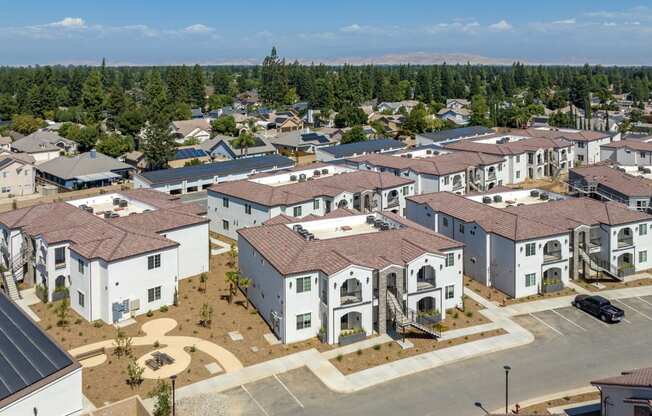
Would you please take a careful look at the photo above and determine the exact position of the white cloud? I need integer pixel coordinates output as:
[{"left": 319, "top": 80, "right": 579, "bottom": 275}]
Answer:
[
  {"left": 183, "top": 24, "right": 215, "bottom": 34},
  {"left": 424, "top": 20, "right": 481, "bottom": 34},
  {"left": 603, "top": 22, "right": 617, "bottom": 27},
  {"left": 552, "top": 18, "right": 576, "bottom": 25},
  {"left": 340, "top": 24, "right": 362, "bottom": 33},
  {"left": 49, "top": 17, "right": 86, "bottom": 28},
  {"left": 489, "top": 20, "right": 512, "bottom": 31}
]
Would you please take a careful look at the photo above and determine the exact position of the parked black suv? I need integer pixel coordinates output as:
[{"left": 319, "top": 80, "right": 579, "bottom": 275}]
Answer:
[{"left": 572, "top": 295, "right": 625, "bottom": 323}]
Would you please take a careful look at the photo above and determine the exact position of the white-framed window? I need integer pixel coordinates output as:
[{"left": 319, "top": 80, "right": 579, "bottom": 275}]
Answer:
[
  {"left": 222, "top": 220, "right": 229, "bottom": 230},
  {"left": 78, "top": 291, "right": 85, "bottom": 307},
  {"left": 640, "top": 250, "right": 648, "bottom": 263},
  {"left": 244, "top": 204, "right": 252, "bottom": 214},
  {"left": 222, "top": 197, "right": 229, "bottom": 207},
  {"left": 296, "top": 313, "right": 311, "bottom": 330},
  {"left": 296, "top": 276, "right": 311, "bottom": 293},
  {"left": 402, "top": 186, "right": 409, "bottom": 196},
  {"left": 445, "top": 284, "right": 454, "bottom": 299},
  {"left": 640, "top": 224, "right": 648, "bottom": 236},
  {"left": 458, "top": 223, "right": 465, "bottom": 234},
  {"left": 525, "top": 243, "right": 536, "bottom": 256},
  {"left": 442, "top": 217, "right": 449, "bottom": 227},
  {"left": 515, "top": 155, "right": 520, "bottom": 163},
  {"left": 148, "top": 286, "right": 162, "bottom": 302},
  {"left": 54, "top": 247, "right": 66, "bottom": 269},
  {"left": 525, "top": 273, "right": 536, "bottom": 287},
  {"left": 443, "top": 176, "right": 450, "bottom": 185},
  {"left": 78, "top": 258, "right": 85, "bottom": 274},
  {"left": 515, "top": 171, "right": 520, "bottom": 179},
  {"left": 147, "top": 254, "right": 161, "bottom": 270},
  {"left": 313, "top": 199, "right": 320, "bottom": 210},
  {"left": 445, "top": 253, "right": 455, "bottom": 267},
  {"left": 293, "top": 206, "right": 302, "bottom": 217}
]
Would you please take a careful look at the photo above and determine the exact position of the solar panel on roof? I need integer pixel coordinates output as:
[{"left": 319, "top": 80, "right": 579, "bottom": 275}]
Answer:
[
  {"left": 0, "top": 293, "right": 74, "bottom": 402},
  {"left": 174, "top": 148, "right": 207, "bottom": 160}
]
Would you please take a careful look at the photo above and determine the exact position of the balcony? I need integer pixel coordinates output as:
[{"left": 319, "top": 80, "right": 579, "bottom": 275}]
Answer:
[
  {"left": 452, "top": 181, "right": 464, "bottom": 191},
  {"left": 417, "top": 278, "right": 436, "bottom": 291},
  {"left": 618, "top": 238, "right": 633, "bottom": 249},
  {"left": 543, "top": 250, "right": 563, "bottom": 263},
  {"left": 386, "top": 198, "right": 400, "bottom": 208}
]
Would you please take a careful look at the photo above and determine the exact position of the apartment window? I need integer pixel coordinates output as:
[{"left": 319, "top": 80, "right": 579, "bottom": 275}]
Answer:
[
  {"left": 445, "top": 285, "right": 455, "bottom": 299},
  {"left": 222, "top": 197, "right": 229, "bottom": 208},
  {"left": 577, "top": 142, "right": 585, "bottom": 149},
  {"left": 78, "top": 291, "right": 85, "bottom": 307},
  {"left": 296, "top": 276, "right": 311, "bottom": 293},
  {"left": 525, "top": 273, "right": 536, "bottom": 287},
  {"left": 528, "top": 153, "right": 534, "bottom": 164},
  {"left": 442, "top": 217, "right": 449, "bottom": 227},
  {"left": 402, "top": 186, "right": 409, "bottom": 196},
  {"left": 148, "top": 286, "right": 162, "bottom": 302},
  {"left": 640, "top": 250, "right": 648, "bottom": 263},
  {"left": 54, "top": 247, "right": 66, "bottom": 269},
  {"left": 641, "top": 152, "right": 646, "bottom": 158},
  {"left": 296, "top": 313, "right": 311, "bottom": 330},
  {"left": 525, "top": 243, "right": 536, "bottom": 257},
  {"left": 147, "top": 254, "right": 161, "bottom": 270},
  {"left": 459, "top": 223, "right": 465, "bottom": 234},
  {"left": 497, "top": 164, "right": 502, "bottom": 172},
  {"left": 313, "top": 199, "right": 320, "bottom": 210},
  {"left": 443, "top": 176, "right": 450, "bottom": 185},
  {"left": 445, "top": 253, "right": 455, "bottom": 267},
  {"left": 515, "top": 155, "right": 520, "bottom": 163},
  {"left": 244, "top": 204, "right": 252, "bottom": 215},
  {"left": 222, "top": 220, "right": 229, "bottom": 231},
  {"left": 293, "top": 206, "right": 302, "bottom": 217},
  {"left": 78, "top": 259, "right": 85, "bottom": 274},
  {"left": 578, "top": 154, "right": 585, "bottom": 161},
  {"left": 515, "top": 171, "right": 520, "bottom": 179},
  {"left": 634, "top": 406, "right": 652, "bottom": 416},
  {"left": 0, "top": 187, "right": 9, "bottom": 193},
  {"left": 640, "top": 224, "right": 648, "bottom": 236}
]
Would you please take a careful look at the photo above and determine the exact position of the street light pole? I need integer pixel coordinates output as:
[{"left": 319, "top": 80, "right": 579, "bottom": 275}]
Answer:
[
  {"left": 504, "top": 365, "right": 511, "bottom": 415},
  {"left": 170, "top": 374, "right": 177, "bottom": 416}
]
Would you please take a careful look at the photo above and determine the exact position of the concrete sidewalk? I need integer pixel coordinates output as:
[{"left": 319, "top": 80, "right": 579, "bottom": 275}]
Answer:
[{"left": 210, "top": 237, "right": 231, "bottom": 256}]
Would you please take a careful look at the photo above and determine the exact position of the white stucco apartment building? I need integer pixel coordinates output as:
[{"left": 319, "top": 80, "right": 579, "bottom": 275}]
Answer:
[
  {"left": 0, "top": 156, "right": 35, "bottom": 198},
  {"left": 592, "top": 367, "right": 652, "bottom": 416},
  {"left": 237, "top": 210, "right": 464, "bottom": 344},
  {"left": 344, "top": 146, "right": 508, "bottom": 194},
  {"left": 207, "top": 164, "right": 415, "bottom": 240},
  {"left": 0, "top": 190, "right": 209, "bottom": 323},
  {"left": 520, "top": 127, "right": 619, "bottom": 165},
  {"left": 601, "top": 140, "right": 652, "bottom": 169},
  {"left": 407, "top": 189, "right": 652, "bottom": 299}
]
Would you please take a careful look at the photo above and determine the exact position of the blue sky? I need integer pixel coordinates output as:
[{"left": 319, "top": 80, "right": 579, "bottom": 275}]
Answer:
[{"left": 1, "top": 0, "right": 651, "bottom": 65}]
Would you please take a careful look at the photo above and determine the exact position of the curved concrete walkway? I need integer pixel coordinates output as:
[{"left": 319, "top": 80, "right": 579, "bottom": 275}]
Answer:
[{"left": 71, "top": 318, "right": 243, "bottom": 375}]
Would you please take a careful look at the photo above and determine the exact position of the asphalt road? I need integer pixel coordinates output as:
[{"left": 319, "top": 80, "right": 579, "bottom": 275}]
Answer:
[{"left": 215, "top": 295, "right": 652, "bottom": 416}]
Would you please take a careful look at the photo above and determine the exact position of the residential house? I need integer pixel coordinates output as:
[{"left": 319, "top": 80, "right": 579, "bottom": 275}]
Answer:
[
  {"left": 407, "top": 190, "right": 652, "bottom": 298},
  {"left": 167, "top": 146, "right": 211, "bottom": 168},
  {"left": 171, "top": 119, "right": 212, "bottom": 144},
  {"left": 368, "top": 114, "right": 405, "bottom": 136},
  {"left": 315, "top": 139, "right": 405, "bottom": 162},
  {"left": 268, "top": 130, "right": 339, "bottom": 156},
  {"left": 592, "top": 367, "right": 652, "bottom": 416},
  {"left": 37, "top": 150, "right": 134, "bottom": 190},
  {"left": 0, "top": 156, "right": 36, "bottom": 198},
  {"left": 345, "top": 147, "right": 506, "bottom": 194},
  {"left": 207, "top": 164, "right": 415, "bottom": 240},
  {"left": 271, "top": 111, "right": 303, "bottom": 133},
  {"left": 0, "top": 292, "right": 83, "bottom": 416},
  {"left": 238, "top": 210, "right": 464, "bottom": 344},
  {"left": 0, "top": 189, "right": 209, "bottom": 323},
  {"left": 119, "top": 150, "right": 148, "bottom": 171},
  {"left": 200, "top": 135, "right": 277, "bottom": 160},
  {"left": 445, "top": 99, "right": 470, "bottom": 111},
  {"left": 133, "top": 154, "right": 295, "bottom": 195},
  {"left": 437, "top": 108, "right": 471, "bottom": 126},
  {"left": 569, "top": 165, "right": 652, "bottom": 212},
  {"left": 377, "top": 100, "right": 420, "bottom": 114},
  {"left": 0, "top": 135, "right": 10, "bottom": 152},
  {"left": 11, "top": 130, "right": 77, "bottom": 164},
  {"left": 415, "top": 126, "right": 494, "bottom": 147},
  {"left": 191, "top": 108, "right": 204, "bottom": 119}
]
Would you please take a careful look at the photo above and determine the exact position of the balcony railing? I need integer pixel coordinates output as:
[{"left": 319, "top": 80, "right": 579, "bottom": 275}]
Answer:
[
  {"left": 416, "top": 278, "right": 436, "bottom": 291},
  {"left": 618, "top": 238, "right": 633, "bottom": 248},
  {"left": 487, "top": 173, "right": 497, "bottom": 181},
  {"left": 543, "top": 251, "right": 563, "bottom": 263},
  {"left": 340, "top": 290, "right": 362, "bottom": 305},
  {"left": 386, "top": 198, "right": 400, "bottom": 208},
  {"left": 452, "top": 182, "right": 464, "bottom": 190}
]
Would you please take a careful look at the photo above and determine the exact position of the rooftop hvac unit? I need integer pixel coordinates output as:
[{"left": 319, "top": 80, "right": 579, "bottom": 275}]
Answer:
[
  {"left": 540, "top": 193, "right": 549, "bottom": 200},
  {"left": 307, "top": 176, "right": 314, "bottom": 181},
  {"left": 104, "top": 211, "right": 112, "bottom": 219},
  {"left": 290, "top": 175, "right": 297, "bottom": 181},
  {"left": 321, "top": 169, "right": 329, "bottom": 174},
  {"left": 314, "top": 170, "right": 321, "bottom": 176},
  {"left": 644, "top": 168, "right": 652, "bottom": 174},
  {"left": 299, "top": 174, "right": 307, "bottom": 182},
  {"left": 119, "top": 200, "right": 128, "bottom": 208},
  {"left": 85, "top": 206, "right": 94, "bottom": 214},
  {"left": 366, "top": 215, "right": 376, "bottom": 224},
  {"left": 493, "top": 195, "right": 503, "bottom": 203},
  {"left": 110, "top": 213, "right": 120, "bottom": 218},
  {"left": 406, "top": 154, "right": 413, "bottom": 158},
  {"left": 293, "top": 225, "right": 304, "bottom": 232},
  {"left": 639, "top": 166, "right": 646, "bottom": 172},
  {"left": 482, "top": 196, "right": 492, "bottom": 204},
  {"left": 113, "top": 198, "right": 121, "bottom": 206},
  {"left": 530, "top": 190, "right": 540, "bottom": 197},
  {"left": 380, "top": 223, "right": 390, "bottom": 231},
  {"left": 426, "top": 150, "right": 433, "bottom": 155},
  {"left": 304, "top": 233, "right": 315, "bottom": 241}
]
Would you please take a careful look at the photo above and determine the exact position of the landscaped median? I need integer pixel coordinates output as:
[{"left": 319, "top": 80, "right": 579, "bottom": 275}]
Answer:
[{"left": 464, "top": 275, "right": 576, "bottom": 306}]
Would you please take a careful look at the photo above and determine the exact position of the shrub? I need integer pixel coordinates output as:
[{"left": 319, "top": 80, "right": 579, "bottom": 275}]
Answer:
[
  {"left": 93, "top": 320, "right": 103, "bottom": 328},
  {"left": 154, "top": 340, "right": 160, "bottom": 348},
  {"left": 74, "top": 318, "right": 82, "bottom": 325},
  {"left": 373, "top": 344, "right": 381, "bottom": 351},
  {"left": 356, "top": 349, "right": 363, "bottom": 355},
  {"left": 159, "top": 305, "right": 168, "bottom": 313},
  {"left": 147, "top": 310, "right": 154, "bottom": 317},
  {"left": 126, "top": 358, "right": 145, "bottom": 388},
  {"left": 465, "top": 311, "right": 473, "bottom": 318},
  {"left": 189, "top": 345, "right": 196, "bottom": 353},
  {"left": 336, "top": 354, "right": 343, "bottom": 362}
]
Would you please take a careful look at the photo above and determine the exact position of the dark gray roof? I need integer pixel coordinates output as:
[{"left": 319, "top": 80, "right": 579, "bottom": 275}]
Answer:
[
  {"left": 418, "top": 126, "right": 493, "bottom": 142},
  {"left": 137, "top": 154, "right": 295, "bottom": 186},
  {"left": 319, "top": 139, "right": 405, "bottom": 158},
  {"left": 11, "top": 130, "right": 75, "bottom": 154},
  {"left": 0, "top": 292, "right": 78, "bottom": 405},
  {"left": 37, "top": 151, "right": 133, "bottom": 180}
]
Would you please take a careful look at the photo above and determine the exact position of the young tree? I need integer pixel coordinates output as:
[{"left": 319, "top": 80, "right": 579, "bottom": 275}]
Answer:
[
  {"left": 198, "top": 303, "right": 213, "bottom": 327},
  {"left": 227, "top": 243, "right": 238, "bottom": 268},
  {"left": 340, "top": 126, "right": 366, "bottom": 144},
  {"left": 224, "top": 270, "right": 240, "bottom": 304},
  {"left": 199, "top": 272, "right": 208, "bottom": 293},
  {"left": 142, "top": 122, "right": 176, "bottom": 170},
  {"left": 126, "top": 358, "right": 145, "bottom": 388},
  {"left": 113, "top": 329, "right": 133, "bottom": 358},
  {"left": 150, "top": 381, "right": 171, "bottom": 416},
  {"left": 55, "top": 298, "right": 70, "bottom": 327}
]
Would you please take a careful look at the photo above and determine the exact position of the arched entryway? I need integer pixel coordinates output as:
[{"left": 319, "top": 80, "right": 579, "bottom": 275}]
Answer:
[
  {"left": 340, "top": 311, "right": 362, "bottom": 331},
  {"left": 55, "top": 275, "right": 66, "bottom": 289},
  {"left": 617, "top": 253, "right": 634, "bottom": 276},
  {"left": 416, "top": 265, "right": 436, "bottom": 290},
  {"left": 416, "top": 296, "right": 441, "bottom": 325},
  {"left": 337, "top": 199, "right": 348, "bottom": 209}
]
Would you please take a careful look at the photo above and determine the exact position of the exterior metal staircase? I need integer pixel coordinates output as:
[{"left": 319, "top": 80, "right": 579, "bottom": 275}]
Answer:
[
  {"left": 386, "top": 290, "right": 440, "bottom": 339},
  {"left": 1, "top": 269, "right": 20, "bottom": 301},
  {"left": 577, "top": 245, "right": 623, "bottom": 281}
]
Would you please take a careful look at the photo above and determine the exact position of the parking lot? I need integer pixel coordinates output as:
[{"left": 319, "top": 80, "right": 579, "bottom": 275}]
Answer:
[{"left": 513, "top": 295, "right": 652, "bottom": 340}]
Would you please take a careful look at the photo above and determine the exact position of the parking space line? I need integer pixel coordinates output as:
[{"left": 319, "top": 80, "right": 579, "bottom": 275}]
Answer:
[
  {"left": 274, "top": 374, "right": 304, "bottom": 409},
  {"left": 529, "top": 313, "right": 563, "bottom": 336},
  {"left": 614, "top": 299, "right": 652, "bottom": 321},
  {"left": 637, "top": 296, "right": 652, "bottom": 307},
  {"left": 551, "top": 309, "right": 586, "bottom": 331},
  {"left": 623, "top": 317, "right": 632, "bottom": 324},
  {"left": 241, "top": 385, "right": 271, "bottom": 416}
]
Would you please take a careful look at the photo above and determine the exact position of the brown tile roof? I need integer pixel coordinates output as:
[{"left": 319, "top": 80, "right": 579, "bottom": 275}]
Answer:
[
  {"left": 0, "top": 190, "right": 206, "bottom": 262},
  {"left": 444, "top": 136, "right": 573, "bottom": 156},
  {"left": 408, "top": 192, "right": 650, "bottom": 241},
  {"left": 263, "top": 208, "right": 359, "bottom": 225},
  {"left": 511, "top": 128, "right": 611, "bottom": 142},
  {"left": 238, "top": 212, "right": 463, "bottom": 276},
  {"left": 348, "top": 151, "right": 504, "bottom": 176},
  {"left": 209, "top": 170, "right": 413, "bottom": 207},
  {"left": 601, "top": 140, "right": 652, "bottom": 152},
  {"left": 571, "top": 165, "right": 652, "bottom": 197},
  {"left": 592, "top": 367, "right": 652, "bottom": 388}
]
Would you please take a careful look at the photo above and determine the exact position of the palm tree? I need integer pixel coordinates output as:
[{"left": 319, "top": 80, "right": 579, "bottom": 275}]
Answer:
[
  {"left": 225, "top": 270, "right": 240, "bottom": 303},
  {"left": 231, "top": 131, "right": 257, "bottom": 156}
]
